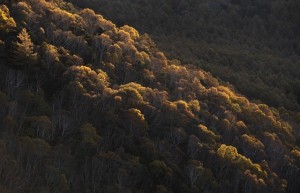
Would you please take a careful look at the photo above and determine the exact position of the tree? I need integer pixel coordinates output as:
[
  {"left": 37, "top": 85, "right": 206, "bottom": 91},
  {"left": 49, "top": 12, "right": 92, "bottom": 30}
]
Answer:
[
  {"left": 148, "top": 160, "right": 172, "bottom": 183},
  {"left": 30, "top": 115, "right": 54, "bottom": 141},
  {"left": 79, "top": 8, "right": 103, "bottom": 35},
  {"left": 187, "top": 135, "right": 201, "bottom": 159},
  {"left": 0, "top": 5, "right": 16, "bottom": 34},
  {"left": 168, "top": 127, "right": 186, "bottom": 147},
  {"left": 217, "top": 144, "right": 266, "bottom": 179},
  {"left": 40, "top": 43, "right": 59, "bottom": 67},
  {"left": 81, "top": 155, "right": 107, "bottom": 193},
  {"left": 5, "top": 69, "right": 25, "bottom": 97},
  {"left": 185, "top": 160, "right": 204, "bottom": 187},
  {"left": 80, "top": 123, "right": 100, "bottom": 146},
  {"left": 64, "top": 65, "right": 109, "bottom": 97},
  {"left": 126, "top": 108, "right": 148, "bottom": 136},
  {"left": 10, "top": 28, "right": 37, "bottom": 69},
  {"left": 241, "top": 134, "right": 266, "bottom": 161}
]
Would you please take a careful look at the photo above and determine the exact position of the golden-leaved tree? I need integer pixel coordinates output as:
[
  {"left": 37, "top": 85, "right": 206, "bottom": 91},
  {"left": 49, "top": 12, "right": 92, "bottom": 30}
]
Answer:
[
  {"left": 0, "top": 5, "right": 16, "bottom": 34},
  {"left": 10, "top": 28, "right": 37, "bottom": 68}
]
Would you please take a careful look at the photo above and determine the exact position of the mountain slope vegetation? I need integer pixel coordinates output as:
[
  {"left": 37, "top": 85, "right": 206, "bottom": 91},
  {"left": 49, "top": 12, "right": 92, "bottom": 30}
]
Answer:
[
  {"left": 69, "top": 0, "right": 300, "bottom": 111},
  {"left": 0, "top": 0, "right": 299, "bottom": 193}
]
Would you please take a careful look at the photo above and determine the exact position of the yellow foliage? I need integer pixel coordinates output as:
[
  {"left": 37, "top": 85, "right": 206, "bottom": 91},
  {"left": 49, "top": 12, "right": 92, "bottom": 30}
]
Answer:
[
  {"left": 128, "top": 108, "right": 145, "bottom": 122},
  {"left": 244, "top": 170, "right": 266, "bottom": 187},
  {"left": 196, "top": 70, "right": 205, "bottom": 80},
  {"left": 217, "top": 144, "right": 239, "bottom": 160},
  {"left": 241, "top": 134, "right": 265, "bottom": 149},
  {"left": 174, "top": 100, "right": 189, "bottom": 111},
  {"left": 235, "top": 121, "right": 248, "bottom": 133},
  {"left": 114, "top": 95, "right": 122, "bottom": 102},
  {"left": 162, "top": 101, "right": 178, "bottom": 112},
  {"left": 96, "top": 69, "right": 109, "bottom": 81},
  {"left": 217, "top": 86, "right": 235, "bottom": 98},
  {"left": 42, "top": 43, "right": 60, "bottom": 64},
  {"left": 135, "top": 51, "right": 145, "bottom": 64},
  {"left": 167, "top": 65, "right": 189, "bottom": 78},
  {"left": 142, "top": 69, "right": 155, "bottom": 80},
  {"left": 0, "top": 5, "right": 16, "bottom": 33},
  {"left": 154, "top": 51, "right": 167, "bottom": 60},
  {"left": 108, "top": 44, "right": 123, "bottom": 58},
  {"left": 217, "top": 144, "right": 265, "bottom": 177},
  {"left": 97, "top": 15, "right": 115, "bottom": 31},
  {"left": 258, "top": 104, "right": 273, "bottom": 117},
  {"left": 291, "top": 149, "right": 300, "bottom": 157},
  {"left": 65, "top": 66, "right": 109, "bottom": 96},
  {"left": 120, "top": 82, "right": 145, "bottom": 91},
  {"left": 207, "top": 88, "right": 231, "bottom": 104},
  {"left": 198, "top": 124, "right": 217, "bottom": 139},
  {"left": 234, "top": 96, "right": 250, "bottom": 105},
  {"left": 215, "top": 86, "right": 243, "bottom": 112},
  {"left": 51, "top": 6, "right": 78, "bottom": 29},
  {"left": 118, "top": 29, "right": 133, "bottom": 43},
  {"left": 188, "top": 100, "right": 200, "bottom": 112},
  {"left": 141, "top": 51, "right": 150, "bottom": 64},
  {"left": 120, "top": 25, "right": 139, "bottom": 40},
  {"left": 100, "top": 33, "right": 112, "bottom": 46},
  {"left": 104, "top": 62, "right": 115, "bottom": 70},
  {"left": 119, "top": 83, "right": 145, "bottom": 103}
]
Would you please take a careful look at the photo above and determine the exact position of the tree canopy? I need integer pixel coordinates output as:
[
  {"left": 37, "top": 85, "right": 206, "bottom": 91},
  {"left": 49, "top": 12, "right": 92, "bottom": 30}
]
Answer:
[{"left": 0, "top": 0, "right": 299, "bottom": 193}]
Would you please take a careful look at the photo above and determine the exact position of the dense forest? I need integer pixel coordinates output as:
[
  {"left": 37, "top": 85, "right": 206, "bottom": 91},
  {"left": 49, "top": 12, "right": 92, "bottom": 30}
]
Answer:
[
  {"left": 68, "top": 0, "right": 300, "bottom": 112},
  {"left": 0, "top": 0, "right": 299, "bottom": 193}
]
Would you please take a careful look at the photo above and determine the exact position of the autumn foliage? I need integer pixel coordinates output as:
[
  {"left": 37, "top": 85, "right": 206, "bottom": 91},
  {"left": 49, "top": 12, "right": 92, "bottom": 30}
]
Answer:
[{"left": 0, "top": 0, "right": 299, "bottom": 193}]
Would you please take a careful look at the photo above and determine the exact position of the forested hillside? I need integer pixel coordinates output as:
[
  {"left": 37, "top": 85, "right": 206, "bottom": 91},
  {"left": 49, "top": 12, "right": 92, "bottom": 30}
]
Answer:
[
  {"left": 0, "top": 0, "right": 299, "bottom": 193},
  {"left": 69, "top": 0, "right": 300, "bottom": 111}
]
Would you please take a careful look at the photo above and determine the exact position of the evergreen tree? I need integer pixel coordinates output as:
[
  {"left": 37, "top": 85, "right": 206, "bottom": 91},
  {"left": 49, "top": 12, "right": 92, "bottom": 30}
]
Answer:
[{"left": 10, "top": 28, "right": 37, "bottom": 69}]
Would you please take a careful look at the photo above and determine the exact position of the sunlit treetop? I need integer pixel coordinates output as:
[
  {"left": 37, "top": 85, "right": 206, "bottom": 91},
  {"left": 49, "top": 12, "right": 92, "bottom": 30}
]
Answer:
[{"left": 0, "top": 5, "right": 16, "bottom": 34}]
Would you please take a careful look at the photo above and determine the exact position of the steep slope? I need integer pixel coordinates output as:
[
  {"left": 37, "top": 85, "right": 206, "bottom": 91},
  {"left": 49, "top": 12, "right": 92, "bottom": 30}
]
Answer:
[
  {"left": 0, "top": 0, "right": 299, "bottom": 193},
  {"left": 68, "top": 0, "right": 300, "bottom": 111}
]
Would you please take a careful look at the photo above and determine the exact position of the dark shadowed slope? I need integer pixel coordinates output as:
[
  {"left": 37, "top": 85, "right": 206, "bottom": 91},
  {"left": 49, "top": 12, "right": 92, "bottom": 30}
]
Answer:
[{"left": 69, "top": 0, "right": 300, "bottom": 111}]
